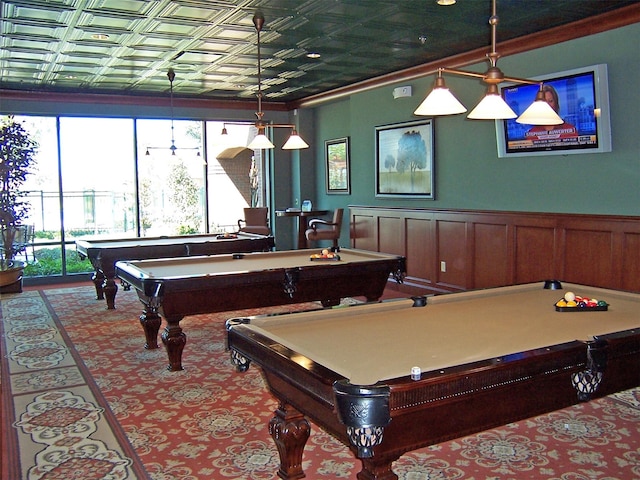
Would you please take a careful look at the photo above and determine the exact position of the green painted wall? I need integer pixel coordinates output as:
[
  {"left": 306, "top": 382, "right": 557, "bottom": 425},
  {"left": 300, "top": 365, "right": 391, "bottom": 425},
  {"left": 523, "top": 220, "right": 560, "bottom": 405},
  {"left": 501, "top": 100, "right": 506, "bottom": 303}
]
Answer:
[{"left": 307, "top": 22, "right": 640, "bottom": 242}]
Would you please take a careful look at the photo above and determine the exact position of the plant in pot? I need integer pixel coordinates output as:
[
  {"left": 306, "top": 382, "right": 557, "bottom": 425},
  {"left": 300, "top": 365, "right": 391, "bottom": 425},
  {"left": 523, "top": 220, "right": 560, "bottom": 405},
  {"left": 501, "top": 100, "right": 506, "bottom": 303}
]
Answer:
[{"left": 0, "top": 116, "right": 37, "bottom": 292}]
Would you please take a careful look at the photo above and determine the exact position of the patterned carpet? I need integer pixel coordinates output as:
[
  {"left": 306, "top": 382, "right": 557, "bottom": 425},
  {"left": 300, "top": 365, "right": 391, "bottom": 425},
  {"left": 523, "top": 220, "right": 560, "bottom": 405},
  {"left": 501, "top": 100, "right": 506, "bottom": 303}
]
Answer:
[{"left": 1, "top": 285, "right": 639, "bottom": 479}]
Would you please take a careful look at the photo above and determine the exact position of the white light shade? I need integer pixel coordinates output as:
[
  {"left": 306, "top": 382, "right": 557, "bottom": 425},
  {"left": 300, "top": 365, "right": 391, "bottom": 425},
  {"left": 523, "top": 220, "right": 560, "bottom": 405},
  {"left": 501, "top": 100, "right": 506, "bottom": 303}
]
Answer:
[
  {"left": 467, "top": 92, "right": 517, "bottom": 119},
  {"left": 516, "top": 99, "right": 564, "bottom": 125},
  {"left": 414, "top": 87, "right": 467, "bottom": 116},
  {"left": 282, "top": 131, "right": 309, "bottom": 150},
  {"left": 248, "top": 133, "right": 275, "bottom": 150}
]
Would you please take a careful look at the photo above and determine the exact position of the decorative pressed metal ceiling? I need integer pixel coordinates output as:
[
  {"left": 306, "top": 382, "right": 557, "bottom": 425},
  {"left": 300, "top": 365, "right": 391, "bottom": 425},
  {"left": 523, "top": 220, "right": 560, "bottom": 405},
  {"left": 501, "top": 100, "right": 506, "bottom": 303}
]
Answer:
[{"left": 0, "top": 0, "right": 636, "bottom": 103}]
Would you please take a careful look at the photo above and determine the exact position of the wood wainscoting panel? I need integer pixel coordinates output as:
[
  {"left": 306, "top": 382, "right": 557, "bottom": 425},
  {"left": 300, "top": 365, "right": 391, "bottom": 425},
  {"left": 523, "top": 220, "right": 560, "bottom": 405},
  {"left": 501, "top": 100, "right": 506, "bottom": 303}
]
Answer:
[
  {"left": 622, "top": 232, "right": 640, "bottom": 292},
  {"left": 378, "top": 216, "right": 403, "bottom": 256},
  {"left": 349, "top": 206, "right": 640, "bottom": 295},
  {"left": 563, "top": 229, "right": 614, "bottom": 288},
  {"left": 474, "top": 223, "right": 510, "bottom": 289},
  {"left": 351, "top": 213, "right": 377, "bottom": 252},
  {"left": 405, "top": 216, "right": 434, "bottom": 288},
  {"left": 436, "top": 220, "right": 467, "bottom": 291},
  {"left": 514, "top": 225, "right": 557, "bottom": 284}
]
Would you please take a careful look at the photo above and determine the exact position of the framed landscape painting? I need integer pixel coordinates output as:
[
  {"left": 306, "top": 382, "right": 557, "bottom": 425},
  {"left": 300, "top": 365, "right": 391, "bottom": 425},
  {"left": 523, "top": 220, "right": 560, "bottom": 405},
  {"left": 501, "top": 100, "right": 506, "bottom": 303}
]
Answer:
[
  {"left": 375, "top": 119, "right": 434, "bottom": 199},
  {"left": 325, "top": 137, "right": 350, "bottom": 194}
]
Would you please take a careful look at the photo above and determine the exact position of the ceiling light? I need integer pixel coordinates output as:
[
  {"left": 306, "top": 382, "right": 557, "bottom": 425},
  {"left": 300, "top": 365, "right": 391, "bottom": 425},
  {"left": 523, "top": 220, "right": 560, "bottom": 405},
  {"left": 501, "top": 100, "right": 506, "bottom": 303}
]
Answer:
[
  {"left": 282, "top": 129, "right": 310, "bottom": 149},
  {"left": 413, "top": 71, "right": 466, "bottom": 115},
  {"left": 146, "top": 69, "right": 201, "bottom": 157},
  {"left": 222, "top": 12, "right": 309, "bottom": 150},
  {"left": 414, "top": 0, "right": 563, "bottom": 125},
  {"left": 248, "top": 130, "right": 276, "bottom": 150},
  {"left": 437, "top": 0, "right": 456, "bottom": 5},
  {"left": 515, "top": 86, "right": 567, "bottom": 125},
  {"left": 467, "top": 84, "right": 516, "bottom": 119},
  {"left": 306, "top": 52, "right": 321, "bottom": 59}
]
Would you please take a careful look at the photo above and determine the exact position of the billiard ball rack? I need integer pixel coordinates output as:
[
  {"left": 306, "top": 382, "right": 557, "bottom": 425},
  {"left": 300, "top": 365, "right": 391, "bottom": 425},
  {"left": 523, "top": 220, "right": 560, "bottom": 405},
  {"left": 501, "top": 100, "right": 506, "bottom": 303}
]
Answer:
[{"left": 555, "top": 299, "right": 609, "bottom": 312}]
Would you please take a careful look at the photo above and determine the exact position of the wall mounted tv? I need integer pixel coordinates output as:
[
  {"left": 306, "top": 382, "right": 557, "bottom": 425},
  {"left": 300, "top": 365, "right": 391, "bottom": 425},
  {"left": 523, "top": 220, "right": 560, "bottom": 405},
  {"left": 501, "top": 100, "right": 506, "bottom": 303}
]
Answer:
[{"left": 496, "top": 64, "right": 612, "bottom": 158}]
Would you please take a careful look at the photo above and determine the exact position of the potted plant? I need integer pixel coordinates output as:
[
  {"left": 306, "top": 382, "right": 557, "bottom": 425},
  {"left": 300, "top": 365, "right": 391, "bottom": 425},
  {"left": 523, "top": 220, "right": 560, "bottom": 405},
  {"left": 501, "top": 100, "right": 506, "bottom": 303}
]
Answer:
[{"left": 0, "top": 116, "right": 37, "bottom": 292}]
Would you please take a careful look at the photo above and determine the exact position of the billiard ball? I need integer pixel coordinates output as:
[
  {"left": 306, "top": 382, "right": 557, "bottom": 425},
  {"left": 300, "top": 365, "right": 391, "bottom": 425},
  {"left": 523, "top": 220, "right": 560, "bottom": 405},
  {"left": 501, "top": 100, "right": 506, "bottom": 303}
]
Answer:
[{"left": 564, "top": 291, "right": 576, "bottom": 302}]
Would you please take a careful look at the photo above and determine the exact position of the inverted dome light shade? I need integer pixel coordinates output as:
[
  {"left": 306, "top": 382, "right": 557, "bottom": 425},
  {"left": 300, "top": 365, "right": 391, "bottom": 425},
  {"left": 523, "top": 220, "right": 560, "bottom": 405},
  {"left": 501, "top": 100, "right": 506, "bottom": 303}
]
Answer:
[
  {"left": 282, "top": 130, "right": 309, "bottom": 150},
  {"left": 516, "top": 88, "right": 564, "bottom": 125},
  {"left": 248, "top": 133, "right": 275, "bottom": 150},
  {"left": 467, "top": 85, "right": 517, "bottom": 119}
]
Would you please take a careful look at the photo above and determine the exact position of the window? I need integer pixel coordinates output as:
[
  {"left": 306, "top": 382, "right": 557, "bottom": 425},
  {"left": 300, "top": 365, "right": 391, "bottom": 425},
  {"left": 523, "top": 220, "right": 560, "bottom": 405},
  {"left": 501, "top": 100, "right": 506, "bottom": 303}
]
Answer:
[
  {"left": 205, "top": 121, "right": 265, "bottom": 232},
  {"left": 7, "top": 114, "right": 267, "bottom": 282},
  {"left": 137, "top": 119, "right": 205, "bottom": 235},
  {"left": 59, "top": 117, "right": 137, "bottom": 239}
]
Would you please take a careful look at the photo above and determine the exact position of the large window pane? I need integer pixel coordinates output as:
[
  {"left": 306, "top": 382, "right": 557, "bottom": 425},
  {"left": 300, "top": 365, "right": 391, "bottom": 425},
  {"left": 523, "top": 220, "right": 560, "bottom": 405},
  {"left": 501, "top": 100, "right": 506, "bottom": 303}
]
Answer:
[
  {"left": 206, "top": 121, "right": 264, "bottom": 232},
  {"left": 137, "top": 119, "right": 205, "bottom": 236},
  {"left": 10, "top": 116, "right": 66, "bottom": 276},
  {"left": 59, "top": 118, "right": 136, "bottom": 241}
]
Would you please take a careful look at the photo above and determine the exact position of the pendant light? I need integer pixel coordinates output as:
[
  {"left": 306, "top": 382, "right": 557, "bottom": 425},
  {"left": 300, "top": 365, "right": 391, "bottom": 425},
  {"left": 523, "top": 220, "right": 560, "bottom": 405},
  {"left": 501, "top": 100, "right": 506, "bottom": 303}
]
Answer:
[{"left": 414, "top": 0, "right": 563, "bottom": 125}]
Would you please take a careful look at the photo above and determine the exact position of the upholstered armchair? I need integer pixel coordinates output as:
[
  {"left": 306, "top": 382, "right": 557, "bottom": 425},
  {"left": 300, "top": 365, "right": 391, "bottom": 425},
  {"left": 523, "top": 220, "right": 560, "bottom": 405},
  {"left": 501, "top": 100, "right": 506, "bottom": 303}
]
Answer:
[
  {"left": 304, "top": 208, "right": 343, "bottom": 248},
  {"left": 237, "top": 207, "right": 271, "bottom": 235}
]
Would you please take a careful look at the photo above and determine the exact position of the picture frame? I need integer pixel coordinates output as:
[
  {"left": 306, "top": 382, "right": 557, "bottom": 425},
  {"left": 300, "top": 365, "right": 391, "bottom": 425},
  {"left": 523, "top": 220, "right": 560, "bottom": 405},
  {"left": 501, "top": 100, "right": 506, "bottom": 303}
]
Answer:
[
  {"left": 325, "top": 137, "right": 350, "bottom": 194},
  {"left": 375, "top": 119, "right": 434, "bottom": 199}
]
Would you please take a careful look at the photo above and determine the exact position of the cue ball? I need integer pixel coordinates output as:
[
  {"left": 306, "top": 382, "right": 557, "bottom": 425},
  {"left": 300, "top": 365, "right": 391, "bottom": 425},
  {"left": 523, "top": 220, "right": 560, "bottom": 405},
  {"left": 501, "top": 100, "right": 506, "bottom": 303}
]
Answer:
[{"left": 564, "top": 291, "right": 576, "bottom": 302}]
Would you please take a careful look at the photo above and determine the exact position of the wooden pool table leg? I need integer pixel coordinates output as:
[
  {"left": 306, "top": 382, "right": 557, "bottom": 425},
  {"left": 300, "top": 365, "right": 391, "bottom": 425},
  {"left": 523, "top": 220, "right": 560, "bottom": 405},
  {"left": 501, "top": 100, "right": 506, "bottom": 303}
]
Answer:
[
  {"left": 103, "top": 277, "right": 118, "bottom": 310},
  {"left": 269, "top": 402, "right": 310, "bottom": 480},
  {"left": 138, "top": 304, "right": 161, "bottom": 350},
  {"left": 91, "top": 268, "right": 105, "bottom": 300},
  {"left": 357, "top": 458, "right": 399, "bottom": 480},
  {"left": 161, "top": 315, "right": 186, "bottom": 371}
]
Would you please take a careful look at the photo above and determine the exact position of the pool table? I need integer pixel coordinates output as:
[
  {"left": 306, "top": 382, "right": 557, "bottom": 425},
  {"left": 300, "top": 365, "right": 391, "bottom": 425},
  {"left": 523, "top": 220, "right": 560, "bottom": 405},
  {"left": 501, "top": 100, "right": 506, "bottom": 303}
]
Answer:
[
  {"left": 226, "top": 281, "right": 640, "bottom": 480},
  {"left": 116, "top": 248, "right": 405, "bottom": 371},
  {"left": 76, "top": 232, "right": 274, "bottom": 309}
]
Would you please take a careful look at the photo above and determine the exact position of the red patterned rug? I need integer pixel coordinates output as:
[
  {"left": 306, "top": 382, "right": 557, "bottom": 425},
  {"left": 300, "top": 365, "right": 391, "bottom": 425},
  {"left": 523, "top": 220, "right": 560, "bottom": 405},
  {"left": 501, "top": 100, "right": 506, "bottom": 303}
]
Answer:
[{"left": 1, "top": 285, "right": 639, "bottom": 479}]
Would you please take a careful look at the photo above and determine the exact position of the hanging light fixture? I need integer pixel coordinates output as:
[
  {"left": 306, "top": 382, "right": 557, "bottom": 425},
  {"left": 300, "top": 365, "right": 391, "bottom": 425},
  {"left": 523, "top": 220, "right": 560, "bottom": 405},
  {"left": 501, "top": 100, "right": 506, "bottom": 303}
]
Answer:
[
  {"left": 221, "top": 11, "right": 309, "bottom": 150},
  {"left": 414, "top": 0, "right": 563, "bottom": 125},
  {"left": 146, "top": 68, "right": 201, "bottom": 156}
]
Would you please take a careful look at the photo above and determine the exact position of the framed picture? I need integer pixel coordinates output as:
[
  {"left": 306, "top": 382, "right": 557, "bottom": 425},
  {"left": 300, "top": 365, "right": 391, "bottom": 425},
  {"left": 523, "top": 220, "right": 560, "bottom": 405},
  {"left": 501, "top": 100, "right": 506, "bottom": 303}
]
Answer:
[
  {"left": 375, "top": 119, "right": 434, "bottom": 199},
  {"left": 325, "top": 137, "right": 350, "bottom": 194}
]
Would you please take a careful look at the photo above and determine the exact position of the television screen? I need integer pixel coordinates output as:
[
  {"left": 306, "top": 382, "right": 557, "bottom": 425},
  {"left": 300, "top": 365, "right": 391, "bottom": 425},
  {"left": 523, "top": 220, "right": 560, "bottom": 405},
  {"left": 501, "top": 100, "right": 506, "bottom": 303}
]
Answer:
[{"left": 496, "top": 64, "right": 612, "bottom": 158}]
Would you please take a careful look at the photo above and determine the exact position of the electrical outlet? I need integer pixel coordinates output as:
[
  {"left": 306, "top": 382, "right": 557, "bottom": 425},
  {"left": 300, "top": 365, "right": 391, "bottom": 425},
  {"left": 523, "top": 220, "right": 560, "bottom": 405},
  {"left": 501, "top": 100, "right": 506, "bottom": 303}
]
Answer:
[{"left": 440, "top": 261, "right": 446, "bottom": 272}]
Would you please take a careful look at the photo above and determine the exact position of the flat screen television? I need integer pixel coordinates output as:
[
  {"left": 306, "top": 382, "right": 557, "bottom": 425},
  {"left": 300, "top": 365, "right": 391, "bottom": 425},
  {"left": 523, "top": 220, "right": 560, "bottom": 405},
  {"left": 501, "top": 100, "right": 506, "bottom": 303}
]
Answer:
[{"left": 496, "top": 64, "right": 612, "bottom": 158}]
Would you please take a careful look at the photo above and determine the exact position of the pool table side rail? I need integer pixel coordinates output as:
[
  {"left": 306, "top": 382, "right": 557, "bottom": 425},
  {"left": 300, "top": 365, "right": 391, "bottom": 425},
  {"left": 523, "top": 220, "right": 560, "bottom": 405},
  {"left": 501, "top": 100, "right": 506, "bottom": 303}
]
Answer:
[
  {"left": 76, "top": 233, "right": 275, "bottom": 262},
  {"left": 115, "top": 255, "right": 405, "bottom": 318},
  {"left": 115, "top": 254, "right": 402, "bottom": 284},
  {"left": 228, "top": 319, "right": 640, "bottom": 464},
  {"left": 114, "top": 248, "right": 404, "bottom": 280},
  {"left": 382, "top": 327, "right": 640, "bottom": 451}
]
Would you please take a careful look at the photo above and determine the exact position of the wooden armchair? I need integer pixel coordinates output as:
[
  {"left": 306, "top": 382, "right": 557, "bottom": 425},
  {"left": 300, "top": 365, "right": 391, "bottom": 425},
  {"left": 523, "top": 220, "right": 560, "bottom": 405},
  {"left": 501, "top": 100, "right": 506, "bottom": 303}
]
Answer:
[
  {"left": 237, "top": 207, "right": 271, "bottom": 236},
  {"left": 305, "top": 208, "right": 343, "bottom": 249}
]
